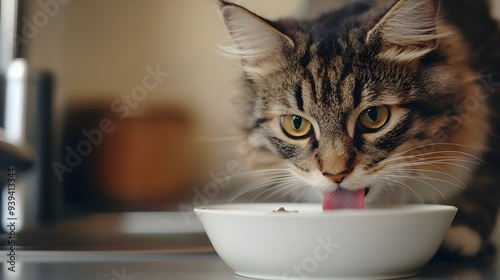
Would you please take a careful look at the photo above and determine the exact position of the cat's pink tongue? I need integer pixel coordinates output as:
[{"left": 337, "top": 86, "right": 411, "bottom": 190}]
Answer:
[{"left": 323, "top": 188, "right": 365, "bottom": 210}]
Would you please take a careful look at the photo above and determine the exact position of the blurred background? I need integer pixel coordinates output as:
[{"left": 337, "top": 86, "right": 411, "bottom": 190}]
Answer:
[
  {"left": 22, "top": 0, "right": 307, "bottom": 217},
  {"left": 0, "top": 0, "right": 346, "bottom": 248},
  {"left": 1, "top": 0, "right": 500, "bottom": 250}
]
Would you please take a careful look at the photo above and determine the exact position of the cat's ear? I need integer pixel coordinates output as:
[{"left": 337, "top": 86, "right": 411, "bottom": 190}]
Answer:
[
  {"left": 366, "top": 0, "right": 443, "bottom": 63},
  {"left": 218, "top": 2, "right": 294, "bottom": 78}
]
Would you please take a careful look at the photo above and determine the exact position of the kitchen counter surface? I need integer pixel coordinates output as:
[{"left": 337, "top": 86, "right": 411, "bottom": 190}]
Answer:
[{"left": 2, "top": 242, "right": 499, "bottom": 280}]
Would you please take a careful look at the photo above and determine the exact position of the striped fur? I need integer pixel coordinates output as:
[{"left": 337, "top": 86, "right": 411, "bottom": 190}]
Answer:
[{"left": 217, "top": 0, "right": 500, "bottom": 258}]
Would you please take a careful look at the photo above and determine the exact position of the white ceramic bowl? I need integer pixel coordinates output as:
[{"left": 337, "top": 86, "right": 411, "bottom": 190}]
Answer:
[{"left": 194, "top": 203, "right": 457, "bottom": 280}]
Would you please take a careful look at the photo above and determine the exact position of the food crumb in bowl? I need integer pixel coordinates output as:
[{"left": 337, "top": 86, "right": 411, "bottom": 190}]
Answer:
[{"left": 273, "top": 207, "right": 298, "bottom": 213}]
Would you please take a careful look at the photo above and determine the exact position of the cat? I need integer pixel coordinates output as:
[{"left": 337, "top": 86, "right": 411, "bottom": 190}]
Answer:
[{"left": 215, "top": 0, "right": 500, "bottom": 258}]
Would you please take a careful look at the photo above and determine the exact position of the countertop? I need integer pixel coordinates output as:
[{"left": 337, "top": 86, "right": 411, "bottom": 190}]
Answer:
[
  {"left": 2, "top": 231, "right": 499, "bottom": 280},
  {"left": 1, "top": 248, "right": 499, "bottom": 280}
]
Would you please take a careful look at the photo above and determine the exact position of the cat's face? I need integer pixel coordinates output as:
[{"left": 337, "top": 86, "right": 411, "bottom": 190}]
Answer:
[{"left": 218, "top": 0, "right": 489, "bottom": 200}]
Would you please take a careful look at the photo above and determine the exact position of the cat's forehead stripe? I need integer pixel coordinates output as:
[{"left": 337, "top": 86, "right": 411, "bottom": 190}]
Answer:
[
  {"left": 352, "top": 79, "right": 363, "bottom": 108},
  {"left": 320, "top": 71, "right": 334, "bottom": 105},
  {"left": 305, "top": 71, "right": 318, "bottom": 104},
  {"left": 339, "top": 73, "right": 356, "bottom": 108},
  {"left": 336, "top": 46, "right": 354, "bottom": 87},
  {"left": 298, "top": 35, "right": 314, "bottom": 68},
  {"left": 294, "top": 82, "right": 304, "bottom": 111},
  {"left": 312, "top": 57, "right": 344, "bottom": 106}
]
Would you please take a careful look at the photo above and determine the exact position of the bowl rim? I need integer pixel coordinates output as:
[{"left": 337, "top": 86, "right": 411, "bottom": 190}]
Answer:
[{"left": 194, "top": 203, "right": 457, "bottom": 218}]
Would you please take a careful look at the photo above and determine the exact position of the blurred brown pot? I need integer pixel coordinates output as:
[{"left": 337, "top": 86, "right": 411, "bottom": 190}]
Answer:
[{"left": 95, "top": 108, "right": 196, "bottom": 206}]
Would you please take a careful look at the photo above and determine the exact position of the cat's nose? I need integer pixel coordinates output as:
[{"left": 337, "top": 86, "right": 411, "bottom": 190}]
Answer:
[{"left": 323, "top": 172, "right": 350, "bottom": 183}]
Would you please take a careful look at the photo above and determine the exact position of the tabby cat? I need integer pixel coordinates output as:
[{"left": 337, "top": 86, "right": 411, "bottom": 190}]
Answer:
[{"left": 215, "top": 0, "right": 500, "bottom": 258}]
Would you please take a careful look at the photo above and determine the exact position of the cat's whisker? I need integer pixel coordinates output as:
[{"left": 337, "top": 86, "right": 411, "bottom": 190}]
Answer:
[
  {"left": 299, "top": 187, "right": 318, "bottom": 203},
  {"left": 391, "top": 160, "right": 473, "bottom": 171},
  {"left": 384, "top": 143, "right": 483, "bottom": 162},
  {"left": 226, "top": 175, "right": 295, "bottom": 202},
  {"left": 436, "top": 159, "right": 478, "bottom": 167},
  {"left": 422, "top": 160, "right": 479, "bottom": 170},
  {"left": 382, "top": 156, "right": 480, "bottom": 176},
  {"left": 392, "top": 155, "right": 482, "bottom": 165},
  {"left": 385, "top": 167, "right": 468, "bottom": 190},
  {"left": 388, "top": 171, "right": 468, "bottom": 191},
  {"left": 238, "top": 176, "right": 296, "bottom": 191},
  {"left": 370, "top": 181, "right": 399, "bottom": 202},
  {"left": 283, "top": 183, "right": 315, "bottom": 203},
  {"left": 385, "top": 159, "right": 449, "bottom": 176},
  {"left": 384, "top": 174, "right": 448, "bottom": 203},
  {"left": 388, "top": 156, "right": 482, "bottom": 168},
  {"left": 407, "top": 175, "right": 466, "bottom": 192},
  {"left": 280, "top": 183, "right": 310, "bottom": 201},
  {"left": 227, "top": 168, "right": 291, "bottom": 179},
  {"left": 379, "top": 186, "right": 399, "bottom": 202},
  {"left": 383, "top": 144, "right": 446, "bottom": 162},
  {"left": 290, "top": 184, "right": 307, "bottom": 202},
  {"left": 251, "top": 179, "right": 299, "bottom": 202},
  {"left": 423, "top": 159, "right": 480, "bottom": 168},
  {"left": 384, "top": 149, "right": 485, "bottom": 164},
  {"left": 385, "top": 178, "right": 424, "bottom": 204},
  {"left": 259, "top": 181, "right": 303, "bottom": 202},
  {"left": 380, "top": 159, "right": 475, "bottom": 202}
]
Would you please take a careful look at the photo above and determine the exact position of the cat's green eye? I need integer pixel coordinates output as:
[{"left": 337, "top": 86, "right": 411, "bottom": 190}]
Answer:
[
  {"left": 358, "top": 106, "right": 390, "bottom": 133},
  {"left": 280, "top": 115, "right": 313, "bottom": 139}
]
